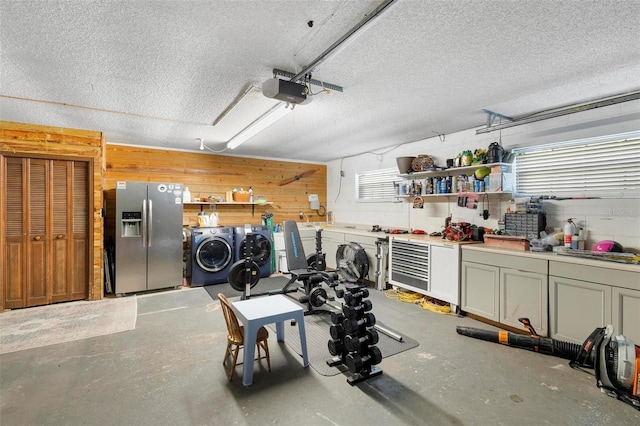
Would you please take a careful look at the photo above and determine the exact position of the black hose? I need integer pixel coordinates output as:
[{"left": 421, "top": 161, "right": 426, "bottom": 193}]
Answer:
[
  {"left": 456, "top": 326, "right": 586, "bottom": 361},
  {"left": 552, "top": 339, "right": 585, "bottom": 361}
]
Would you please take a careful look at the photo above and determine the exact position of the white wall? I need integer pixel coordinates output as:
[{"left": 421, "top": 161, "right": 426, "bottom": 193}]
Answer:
[{"left": 326, "top": 99, "right": 640, "bottom": 252}]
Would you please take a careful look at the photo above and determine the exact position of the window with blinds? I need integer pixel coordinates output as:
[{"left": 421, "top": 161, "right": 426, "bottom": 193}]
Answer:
[
  {"left": 356, "top": 168, "right": 402, "bottom": 202},
  {"left": 514, "top": 132, "right": 640, "bottom": 198}
]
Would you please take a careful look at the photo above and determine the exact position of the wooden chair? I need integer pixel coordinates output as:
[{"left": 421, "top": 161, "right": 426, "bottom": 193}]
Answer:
[{"left": 217, "top": 293, "right": 271, "bottom": 381}]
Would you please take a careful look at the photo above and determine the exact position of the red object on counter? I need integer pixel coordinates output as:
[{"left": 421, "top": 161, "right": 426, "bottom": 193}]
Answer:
[
  {"left": 411, "top": 229, "right": 426, "bottom": 234},
  {"left": 387, "top": 229, "right": 409, "bottom": 234},
  {"left": 444, "top": 222, "right": 472, "bottom": 241}
]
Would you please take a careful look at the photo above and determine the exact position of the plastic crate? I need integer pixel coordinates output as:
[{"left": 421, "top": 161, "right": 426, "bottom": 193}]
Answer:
[{"left": 504, "top": 213, "right": 546, "bottom": 239}]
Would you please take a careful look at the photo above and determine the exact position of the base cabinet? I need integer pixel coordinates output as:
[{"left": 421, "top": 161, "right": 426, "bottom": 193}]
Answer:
[
  {"left": 299, "top": 228, "right": 317, "bottom": 262},
  {"left": 306, "top": 229, "right": 385, "bottom": 284},
  {"left": 461, "top": 262, "right": 499, "bottom": 321},
  {"left": 349, "top": 235, "right": 383, "bottom": 285},
  {"left": 429, "top": 244, "right": 461, "bottom": 310},
  {"left": 549, "top": 276, "right": 611, "bottom": 344},
  {"left": 322, "top": 230, "right": 345, "bottom": 270},
  {"left": 549, "top": 259, "right": 640, "bottom": 344},
  {"left": 390, "top": 238, "right": 461, "bottom": 307},
  {"left": 500, "top": 268, "right": 548, "bottom": 334},
  {"left": 612, "top": 287, "right": 640, "bottom": 344},
  {"left": 461, "top": 248, "right": 548, "bottom": 336}
]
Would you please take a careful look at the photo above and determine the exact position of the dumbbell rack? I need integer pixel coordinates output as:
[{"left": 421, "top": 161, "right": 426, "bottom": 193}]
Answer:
[{"left": 326, "top": 284, "right": 383, "bottom": 385}]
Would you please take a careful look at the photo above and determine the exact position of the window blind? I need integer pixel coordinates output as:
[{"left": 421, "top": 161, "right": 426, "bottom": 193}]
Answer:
[
  {"left": 356, "top": 168, "right": 402, "bottom": 202},
  {"left": 514, "top": 135, "right": 640, "bottom": 198}
]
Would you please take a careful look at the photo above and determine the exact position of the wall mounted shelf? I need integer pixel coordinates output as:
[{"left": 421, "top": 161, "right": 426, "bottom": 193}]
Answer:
[
  {"left": 397, "top": 162, "right": 513, "bottom": 198},
  {"left": 183, "top": 201, "right": 272, "bottom": 216},
  {"left": 397, "top": 191, "right": 512, "bottom": 199},
  {"left": 398, "top": 162, "right": 511, "bottom": 179}
]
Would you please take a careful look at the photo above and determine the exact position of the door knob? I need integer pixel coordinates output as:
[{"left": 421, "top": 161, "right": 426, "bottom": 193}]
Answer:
[
  {"left": 34, "top": 235, "right": 41, "bottom": 241},
  {"left": 57, "top": 234, "right": 64, "bottom": 239}
]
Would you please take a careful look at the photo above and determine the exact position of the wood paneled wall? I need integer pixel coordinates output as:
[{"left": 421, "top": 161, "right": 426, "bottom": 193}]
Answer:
[
  {"left": 0, "top": 121, "right": 105, "bottom": 305},
  {"left": 104, "top": 145, "right": 327, "bottom": 234}
]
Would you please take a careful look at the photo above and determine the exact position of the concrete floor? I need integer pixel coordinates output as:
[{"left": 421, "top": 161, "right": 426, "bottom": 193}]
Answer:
[{"left": 1, "top": 281, "right": 639, "bottom": 426}]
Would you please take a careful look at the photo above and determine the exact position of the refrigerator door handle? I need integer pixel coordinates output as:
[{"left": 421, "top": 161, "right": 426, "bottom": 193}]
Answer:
[
  {"left": 148, "top": 199, "right": 153, "bottom": 247},
  {"left": 142, "top": 199, "right": 148, "bottom": 248}
]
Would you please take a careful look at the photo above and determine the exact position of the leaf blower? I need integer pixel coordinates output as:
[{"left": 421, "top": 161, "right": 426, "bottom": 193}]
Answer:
[{"left": 456, "top": 318, "right": 640, "bottom": 411}]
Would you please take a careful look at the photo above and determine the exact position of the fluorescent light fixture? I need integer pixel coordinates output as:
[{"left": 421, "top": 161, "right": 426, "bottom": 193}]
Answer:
[{"left": 226, "top": 102, "right": 293, "bottom": 150}]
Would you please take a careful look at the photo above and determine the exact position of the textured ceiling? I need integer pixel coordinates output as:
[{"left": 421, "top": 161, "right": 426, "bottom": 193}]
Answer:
[{"left": 2, "top": 0, "right": 640, "bottom": 162}]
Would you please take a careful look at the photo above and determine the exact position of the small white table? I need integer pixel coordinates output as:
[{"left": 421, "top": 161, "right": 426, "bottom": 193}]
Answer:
[{"left": 231, "top": 294, "right": 309, "bottom": 386}]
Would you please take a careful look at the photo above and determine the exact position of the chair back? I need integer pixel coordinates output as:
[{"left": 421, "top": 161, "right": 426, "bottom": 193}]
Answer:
[
  {"left": 218, "top": 293, "right": 244, "bottom": 343},
  {"left": 283, "top": 220, "right": 309, "bottom": 272}
]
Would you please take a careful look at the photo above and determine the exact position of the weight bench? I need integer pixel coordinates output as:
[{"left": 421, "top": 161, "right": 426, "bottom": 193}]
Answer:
[{"left": 281, "top": 220, "right": 340, "bottom": 314}]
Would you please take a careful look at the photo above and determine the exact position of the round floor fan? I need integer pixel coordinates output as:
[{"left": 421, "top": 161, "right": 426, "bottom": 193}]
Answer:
[{"left": 336, "top": 242, "right": 369, "bottom": 283}]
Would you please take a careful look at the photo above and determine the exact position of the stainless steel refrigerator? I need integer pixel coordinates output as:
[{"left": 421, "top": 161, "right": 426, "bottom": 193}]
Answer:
[{"left": 115, "top": 181, "right": 183, "bottom": 293}]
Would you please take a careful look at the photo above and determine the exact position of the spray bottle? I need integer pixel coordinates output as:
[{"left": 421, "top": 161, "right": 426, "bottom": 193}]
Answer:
[{"left": 564, "top": 218, "right": 576, "bottom": 247}]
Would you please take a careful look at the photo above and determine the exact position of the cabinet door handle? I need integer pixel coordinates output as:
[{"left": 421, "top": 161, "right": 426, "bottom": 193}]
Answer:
[
  {"left": 57, "top": 234, "right": 64, "bottom": 239},
  {"left": 34, "top": 235, "right": 41, "bottom": 241}
]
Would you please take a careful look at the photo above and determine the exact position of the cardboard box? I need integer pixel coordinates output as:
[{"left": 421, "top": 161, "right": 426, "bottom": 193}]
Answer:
[
  {"left": 488, "top": 172, "right": 514, "bottom": 192},
  {"left": 484, "top": 234, "right": 530, "bottom": 250}
]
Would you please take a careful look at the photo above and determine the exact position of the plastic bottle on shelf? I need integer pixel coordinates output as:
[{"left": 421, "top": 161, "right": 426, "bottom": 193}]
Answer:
[
  {"left": 426, "top": 177, "right": 433, "bottom": 194},
  {"left": 183, "top": 187, "right": 191, "bottom": 203},
  {"left": 248, "top": 186, "right": 254, "bottom": 203},
  {"left": 564, "top": 219, "right": 576, "bottom": 247}
]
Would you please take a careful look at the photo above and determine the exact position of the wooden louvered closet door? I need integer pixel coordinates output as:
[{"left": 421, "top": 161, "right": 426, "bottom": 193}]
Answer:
[{"left": 3, "top": 156, "right": 89, "bottom": 309}]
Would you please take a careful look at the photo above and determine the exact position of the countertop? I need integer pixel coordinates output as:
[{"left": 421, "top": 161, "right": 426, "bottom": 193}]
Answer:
[
  {"left": 298, "top": 224, "right": 390, "bottom": 239},
  {"left": 300, "top": 224, "right": 639, "bottom": 272},
  {"left": 300, "top": 225, "right": 483, "bottom": 244},
  {"left": 462, "top": 244, "right": 640, "bottom": 272},
  {"left": 386, "top": 233, "right": 482, "bottom": 245}
]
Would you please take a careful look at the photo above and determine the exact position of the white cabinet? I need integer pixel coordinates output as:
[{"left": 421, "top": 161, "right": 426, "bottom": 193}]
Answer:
[
  {"left": 549, "top": 275, "right": 611, "bottom": 344},
  {"left": 298, "top": 228, "right": 317, "bottom": 260},
  {"left": 461, "top": 261, "right": 499, "bottom": 321},
  {"left": 303, "top": 229, "right": 386, "bottom": 285},
  {"left": 429, "top": 244, "right": 461, "bottom": 311},
  {"left": 389, "top": 238, "right": 462, "bottom": 309},
  {"left": 461, "top": 248, "right": 548, "bottom": 336},
  {"left": 500, "top": 268, "right": 548, "bottom": 334},
  {"left": 347, "top": 234, "right": 384, "bottom": 285},
  {"left": 322, "top": 230, "right": 345, "bottom": 270},
  {"left": 549, "top": 260, "right": 639, "bottom": 344},
  {"left": 612, "top": 287, "right": 640, "bottom": 345}
]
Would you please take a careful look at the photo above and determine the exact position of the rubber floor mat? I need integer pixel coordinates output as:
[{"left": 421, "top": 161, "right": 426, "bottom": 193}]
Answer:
[{"left": 267, "top": 312, "right": 419, "bottom": 376}]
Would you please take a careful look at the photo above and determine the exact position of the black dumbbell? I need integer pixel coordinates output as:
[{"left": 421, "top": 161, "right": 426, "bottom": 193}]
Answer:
[
  {"left": 346, "top": 346, "right": 382, "bottom": 373},
  {"left": 325, "top": 271, "right": 339, "bottom": 286},
  {"left": 345, "top": 328, "right": 379, "bottom": 352},
  {"left": 306, "top": 287, "right": 330, "bottom": 308},
  {"left": 343, "top": 312, "right": 376, "bottom": 334},
  {"left": 328, "top": 338, "right": 346, "bottom": 356},
  {"left": 330, "top": 311, "right": 344, "bottom": 325},
  {"left": 342, "top": 299, "right": 373, "bottom": 318},
  {"left": 344, "top": 284, "right": 362, "bottom": 293},
  {"left": 330, "top": 324, "right": 345, "bottom": 340},
  {"left": 343, "top": 288, "right": 369, "bottom": 305}
]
